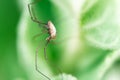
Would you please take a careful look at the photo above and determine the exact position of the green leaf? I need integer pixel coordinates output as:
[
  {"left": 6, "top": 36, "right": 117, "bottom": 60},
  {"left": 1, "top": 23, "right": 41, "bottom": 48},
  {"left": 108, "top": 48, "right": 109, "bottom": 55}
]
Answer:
[
  {"left": 81, "top": 0, "right": 120, "bottom": 50},
  {"left": 52, "top": 73, "right": 77, "bottom": 80}
]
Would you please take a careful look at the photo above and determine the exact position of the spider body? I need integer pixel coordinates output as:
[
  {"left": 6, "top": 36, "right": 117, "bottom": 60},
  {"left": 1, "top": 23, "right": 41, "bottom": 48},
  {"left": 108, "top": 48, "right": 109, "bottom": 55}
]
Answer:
[{"left": 46, "top": 21, "right": 56, "bottom": 41}]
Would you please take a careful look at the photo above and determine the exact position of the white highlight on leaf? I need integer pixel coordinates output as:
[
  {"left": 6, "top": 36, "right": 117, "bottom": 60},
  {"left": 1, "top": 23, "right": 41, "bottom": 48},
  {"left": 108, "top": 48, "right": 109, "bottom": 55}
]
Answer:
[
  {"left": 51, "top": 0, "right": 85, "bottom": 18},
  {"left": 67, "top": 0, "right": 85, "bottom": 18},
  {"left": 51, "top": 0, "right": 85, "bottom": 66},
  {"left": 52, "top": 73, "right": 78, "bottom": 80},
  {"left": 97, "top": 49, "right": 120, "bottom": 80}
]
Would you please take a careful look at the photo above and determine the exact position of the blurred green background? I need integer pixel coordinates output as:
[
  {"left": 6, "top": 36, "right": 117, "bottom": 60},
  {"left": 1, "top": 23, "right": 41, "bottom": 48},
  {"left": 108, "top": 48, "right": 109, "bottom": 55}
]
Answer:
[
  {"left": 0, "top": 0, "right": 27, "bottom": 80},
  {"left": 0, "top": 0, "right": 120, "bottom": 80}
]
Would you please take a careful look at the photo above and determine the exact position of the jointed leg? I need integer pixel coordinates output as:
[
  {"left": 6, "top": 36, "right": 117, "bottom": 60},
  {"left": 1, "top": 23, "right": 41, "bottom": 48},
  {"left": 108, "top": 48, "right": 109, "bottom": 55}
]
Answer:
[
  {"left": 28, "top": 0, "right": 46, "bottom": 25},
  {"left": 44, "top": 39, "right": 63, "bottom": 80},
  {"left": 35, "top": 43, "right": 51, "bottom": 80},
  {"left": 32, "top": 30, "right": 48, "bottom": 41},
  {"left": 44, "top": 39, "right": 50, "bottom": 60}
]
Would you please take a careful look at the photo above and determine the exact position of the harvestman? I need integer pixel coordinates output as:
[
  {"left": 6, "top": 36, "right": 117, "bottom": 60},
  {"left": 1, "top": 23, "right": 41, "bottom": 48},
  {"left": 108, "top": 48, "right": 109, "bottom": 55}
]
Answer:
[{"left": 28, "top": 0, "right": 63, "bottom": 80}]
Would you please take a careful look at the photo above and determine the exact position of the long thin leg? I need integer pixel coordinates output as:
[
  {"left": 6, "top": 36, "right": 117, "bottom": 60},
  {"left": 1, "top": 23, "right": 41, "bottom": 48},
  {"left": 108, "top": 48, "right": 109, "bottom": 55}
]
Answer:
[
  {"left": 32, "top": 33, "right": 44, "bottom": 41},
  {"left": 32, "top": 30, "right": 48, "bottom": 41},
  {"left": 35, "top": 44, "right": 51, "bottom": 80},
  {"left": 44, "top": 40, "right": 50, "bottom": 60},
  {"left": 44, "top": 40, "right": 63, "bottom": 80},
  {"left": 28, "top": 0, "right": 46, "bottom": 25}
]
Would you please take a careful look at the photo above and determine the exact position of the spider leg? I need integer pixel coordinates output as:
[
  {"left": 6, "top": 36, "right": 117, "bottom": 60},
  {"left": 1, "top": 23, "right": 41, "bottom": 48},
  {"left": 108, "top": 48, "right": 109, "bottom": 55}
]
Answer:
[
  {"left": 44, "top": 39, "right": 63, "bottom": 80},
  {"left": 28, "top": 0, "right": 46, "bottom": 25},
  {"left": 35, "top": 42, "right": 51, "bottom": 80},
  {"left": 44, "top": 39, "right": 50, "bottom": 60},
  {"left": 28, "top": 1, "right": 51, "bottom": 79},
  {"left": 32, "top": 29, "right": 48, "bottom": 41}
]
